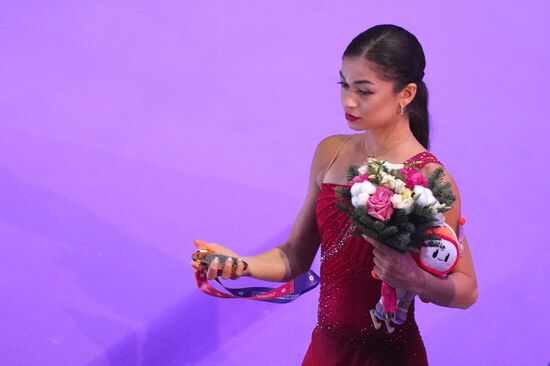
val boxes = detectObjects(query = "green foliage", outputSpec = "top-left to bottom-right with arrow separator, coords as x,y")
334,160 -> 458,254
346,165 -> 360,181
335,197 -> 449,253
427,167 -> 456,207
335,186 -> 350,200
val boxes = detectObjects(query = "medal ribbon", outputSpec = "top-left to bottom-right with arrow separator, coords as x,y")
194,269 -> 320,304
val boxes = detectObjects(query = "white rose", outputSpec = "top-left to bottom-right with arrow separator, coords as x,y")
391,193 -> 414,213
413,186 -> 437,207
351,196 -> 360,208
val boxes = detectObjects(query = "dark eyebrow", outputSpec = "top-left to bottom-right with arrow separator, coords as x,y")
339,70 -> 374,85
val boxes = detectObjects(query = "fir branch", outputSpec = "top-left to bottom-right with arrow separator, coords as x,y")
347,165 -> 360,181
335,186 -> 350,200
427,167 -> 445,188
427,167 -> 456,207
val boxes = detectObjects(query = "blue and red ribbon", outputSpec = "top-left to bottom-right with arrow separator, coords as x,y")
195,269 -> 320,304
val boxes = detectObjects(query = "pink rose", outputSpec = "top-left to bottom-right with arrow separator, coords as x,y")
401,168 -> 429,188
347,173 -> 370,187
367,186 -> 394,221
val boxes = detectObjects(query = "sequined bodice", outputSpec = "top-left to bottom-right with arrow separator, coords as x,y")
313,151 -> 442,341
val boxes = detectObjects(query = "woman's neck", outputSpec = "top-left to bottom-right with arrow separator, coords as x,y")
362,118 -> 417,158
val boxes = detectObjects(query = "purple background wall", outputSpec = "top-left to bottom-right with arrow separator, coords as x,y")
1,1 -> 549,365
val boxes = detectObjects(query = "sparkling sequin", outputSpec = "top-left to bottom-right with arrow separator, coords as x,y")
403,151 -> 443,169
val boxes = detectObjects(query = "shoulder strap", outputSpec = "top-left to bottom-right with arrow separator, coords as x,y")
403,151 -> 443,170
322,135 -> 355,182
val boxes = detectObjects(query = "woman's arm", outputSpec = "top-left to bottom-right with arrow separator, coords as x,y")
415,164 -> 478,309
194,135 -> 346,282
415,235 -> 478,309
370,164 -> 478,309
241,135 -> 346,282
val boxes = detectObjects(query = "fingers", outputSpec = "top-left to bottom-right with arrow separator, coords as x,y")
372,247 -> 388,259
220,257 -> 235,280
190,259 -> 209,273
193,239 -> 209,250
231,258 -> 245,280
362,235 -> 387,252
373,256 -> 384,274
373,264 -> 383,280
193,239 -> 228,256
362,234 -> 379,246
190,259 -> 201,270
221,257 -> 247,280
191,238 -> 244,280
206,257 -> 220,280
364,235 -> 397,257
196,255 -> 245,281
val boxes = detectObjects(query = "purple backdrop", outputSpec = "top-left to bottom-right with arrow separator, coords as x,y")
1,1 -> 549,365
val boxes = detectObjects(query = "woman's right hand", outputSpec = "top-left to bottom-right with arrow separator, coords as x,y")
191,239 -> 248,281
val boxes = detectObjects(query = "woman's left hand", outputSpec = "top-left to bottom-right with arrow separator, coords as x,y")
364,235 -> 424,293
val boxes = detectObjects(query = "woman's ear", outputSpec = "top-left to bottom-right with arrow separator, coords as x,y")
399,83 -> 418,106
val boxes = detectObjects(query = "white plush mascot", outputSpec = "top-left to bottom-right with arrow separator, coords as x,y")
370,221 -> 464,333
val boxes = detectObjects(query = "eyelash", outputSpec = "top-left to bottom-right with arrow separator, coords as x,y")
337,81 -> 373,95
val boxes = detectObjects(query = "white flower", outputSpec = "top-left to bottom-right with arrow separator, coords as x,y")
360,181 -> 376,195
358,192 -> 370,206
413,186 -> 437,207
429,202 -> 447,214
393,179 -> 406,194
350,182 -> 362,196
379,170 -> 392,179
350,181 -> 376,198
350,181 -> 375,207
379,171 -> 395,185
351,192 -> 370,207
379,172 -> 405,193
367,157 -> 382,165
383,161 -> 405,171
391,193 -> 414,213
357,164 -> 369,175
437,202 -> 448,211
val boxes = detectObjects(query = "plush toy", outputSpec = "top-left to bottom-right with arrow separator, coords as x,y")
415,221 -> 463,276
370,220 -> 465,333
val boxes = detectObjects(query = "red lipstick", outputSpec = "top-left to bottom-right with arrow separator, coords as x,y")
345,113 -> 361,122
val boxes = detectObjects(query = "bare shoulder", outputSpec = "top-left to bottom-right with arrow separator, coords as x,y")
310,134 -> 355,187
316,134 -> 353,155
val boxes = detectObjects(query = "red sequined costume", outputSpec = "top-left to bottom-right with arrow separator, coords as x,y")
302,137 -> 442,366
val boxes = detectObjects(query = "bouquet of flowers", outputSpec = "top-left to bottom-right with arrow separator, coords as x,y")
335,158 -> 458,332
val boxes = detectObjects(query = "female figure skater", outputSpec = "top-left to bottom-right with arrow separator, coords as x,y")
191,24 -> 478,365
